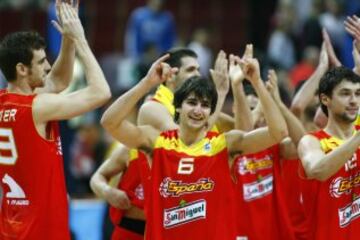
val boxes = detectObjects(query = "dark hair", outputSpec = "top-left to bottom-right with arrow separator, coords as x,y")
164,48 -> 197,68
0,31 -> 46,82
173,76 -> 217,123
318,66 -> 360,116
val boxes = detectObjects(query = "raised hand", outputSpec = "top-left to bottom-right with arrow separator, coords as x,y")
266,69 -> 281,103
229,44 -> 253,86
240,57 -> 261,84
345,15 -> 360,54
229,54 -> 244,85
52,2 -> 85,41
322,28 -> 341,67
318,42 -> 329,70
210,50 -> 230,96
144,54 -> 178,87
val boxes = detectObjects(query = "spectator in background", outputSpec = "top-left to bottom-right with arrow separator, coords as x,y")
319,0 -> 346,58
188,28 -> 213,77
289,46 -> 320,88
124,0 -> 176,62
267,3 -> 296,70
70,123 -> 107,197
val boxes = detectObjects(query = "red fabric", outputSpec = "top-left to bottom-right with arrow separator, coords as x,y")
281,160 -> 307,240
233,145 -> 296,240
299,129 -> 360,240
145,130 -> 237,240
0,90 -> 70,240
111,226 -> 143,240
289,62 -> 315,87
109,151 -> 149,226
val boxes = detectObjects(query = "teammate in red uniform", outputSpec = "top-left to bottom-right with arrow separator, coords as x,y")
298,66 -> 360,239
101,54 -> 288,239
91,146 -> 148,240
0,2 -> 111,239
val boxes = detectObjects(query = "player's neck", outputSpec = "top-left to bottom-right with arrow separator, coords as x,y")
7,79 -> 34,95
324,117 -> 355,140
178,125 -> 206,146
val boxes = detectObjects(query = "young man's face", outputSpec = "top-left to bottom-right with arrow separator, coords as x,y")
178,93 -> 211,130
324,80 -> 360,123
175,57 -> 200,87
27,49 -> 51,89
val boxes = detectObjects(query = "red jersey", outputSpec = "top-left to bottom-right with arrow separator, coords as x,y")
145,130 -> 237,240
300,129 -> 360,240
109,149 -> 149,225
0,90 -> 70,239
281,159 -> 307,240
233,145 -> 296,240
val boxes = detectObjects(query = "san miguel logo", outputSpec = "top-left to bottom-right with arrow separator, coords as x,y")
159,177 -> 215,198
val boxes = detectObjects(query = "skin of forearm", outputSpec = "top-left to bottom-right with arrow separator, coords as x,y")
291,66 -> 327,115
101,80 -> 151,131
278,100 -> 306,145
308,133 -> 360,181
90,173 -> 111,199
232,82 -> 253,131
252,79 -> 288,140
208,92 -> 227,130
75,39 -> 110,98
48,37 -> 75,90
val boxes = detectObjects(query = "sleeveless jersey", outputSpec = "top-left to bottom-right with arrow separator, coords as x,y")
145,130 -> 237,240
0,90 -> 70,240
233,145 -> 296,240
300,129 -> 360,240
109,149 -> 149,225
281,159 -> 307,240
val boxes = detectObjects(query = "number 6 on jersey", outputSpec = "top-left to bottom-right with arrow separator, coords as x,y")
177,158 -> 194,175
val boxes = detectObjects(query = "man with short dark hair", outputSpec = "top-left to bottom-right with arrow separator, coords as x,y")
0,1 -> 111,239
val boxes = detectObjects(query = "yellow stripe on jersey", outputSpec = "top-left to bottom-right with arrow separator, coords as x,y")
154,132 -> 227,156
129,148 -> 139,162
319,137 -> 342,153
319,130 -> 358,153
355,114 -> 360,126
153,84 -> 175,116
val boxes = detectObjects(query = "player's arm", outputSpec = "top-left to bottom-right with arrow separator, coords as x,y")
207,50 -> 231,131
229,45 -> 254,131
241,57 -> 288,142
299,132 -> 360,181
267,69 -> 306,159
90,144 -> 131,209
35,0 -> 78,94
101,55 -> 175,148
344,15 -> 360,75
33,3 -> 111,123
290,41 -> 328,118
137,100 -> 178,131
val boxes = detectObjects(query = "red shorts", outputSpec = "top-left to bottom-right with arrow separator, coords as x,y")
111,226 -> 143,240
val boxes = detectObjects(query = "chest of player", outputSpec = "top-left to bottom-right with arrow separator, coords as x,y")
233,147 -> 281,202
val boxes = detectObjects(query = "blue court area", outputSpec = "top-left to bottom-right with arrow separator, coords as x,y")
70,199 -> 107,240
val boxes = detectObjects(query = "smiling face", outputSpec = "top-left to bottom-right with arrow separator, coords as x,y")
27,49 -> 51,89
177,93 -> 211,130
321,80 -> 360,123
